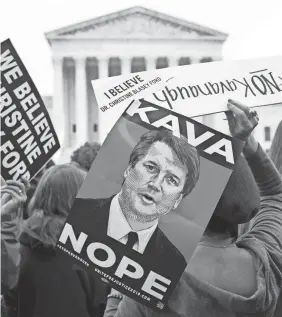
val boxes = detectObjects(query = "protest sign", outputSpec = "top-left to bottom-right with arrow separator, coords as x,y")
57,99 -> 244,311
0,39 -> 60,181
92,56 -> 282,142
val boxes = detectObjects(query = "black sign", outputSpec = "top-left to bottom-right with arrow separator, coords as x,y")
1,39 -> 60,181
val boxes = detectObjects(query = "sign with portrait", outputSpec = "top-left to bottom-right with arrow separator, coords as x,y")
57,99 -> 244,311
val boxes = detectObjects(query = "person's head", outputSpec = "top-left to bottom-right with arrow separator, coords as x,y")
70,142 -> 101,171
119,129 -> 200,223
269,120 -> 282,176
206,154 -> 261,236
22,164 -> 86,246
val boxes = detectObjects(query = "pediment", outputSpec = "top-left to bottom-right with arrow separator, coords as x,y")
46,7 -> 228,41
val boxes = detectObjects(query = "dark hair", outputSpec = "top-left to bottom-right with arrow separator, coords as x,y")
269,120 -> 282,176
23,159 -> 56,220
21,164 -> 86,246
71,142 -> 101,171
128,129 -> 200,197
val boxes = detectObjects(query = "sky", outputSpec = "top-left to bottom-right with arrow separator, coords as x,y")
1,0 -> 282,96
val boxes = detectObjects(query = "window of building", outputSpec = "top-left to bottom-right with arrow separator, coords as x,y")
72,124 -> 76,133
93,124 -> 98,132
179,57 -> 191,66
108,57 -> 121,77
200,57 -> 213,63
131,57 -> 146,73
264,126 -> 271,141
156,57 -> 169,69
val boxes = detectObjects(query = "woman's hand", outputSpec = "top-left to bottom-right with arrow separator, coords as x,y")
108,288 -> 123,299
226,99 -> 259,157
1,177 -> 29,217
226,99 -> 259,140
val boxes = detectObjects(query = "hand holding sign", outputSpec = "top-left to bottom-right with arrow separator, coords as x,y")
225,99 -> 259,158
226,99 -> 259,141
1,177 -> 29,219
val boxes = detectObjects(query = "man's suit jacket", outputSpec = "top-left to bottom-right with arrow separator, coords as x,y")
65,196 -> 187,309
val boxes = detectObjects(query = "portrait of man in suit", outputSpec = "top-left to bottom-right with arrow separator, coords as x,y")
66,129 -> 201,304
107,128 -> 200,257
77,129 -> 200,262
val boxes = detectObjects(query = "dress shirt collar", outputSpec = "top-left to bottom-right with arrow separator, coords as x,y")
107,194 -> 158,254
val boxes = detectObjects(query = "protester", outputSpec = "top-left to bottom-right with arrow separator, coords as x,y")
10,164 -> 105,317
103,99 -> 282,317
70,141 -> 101,171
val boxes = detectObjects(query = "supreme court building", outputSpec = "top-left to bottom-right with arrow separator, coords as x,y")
45,6 -> 281,162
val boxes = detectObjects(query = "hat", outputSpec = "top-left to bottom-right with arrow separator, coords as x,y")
214,155 -> 260,224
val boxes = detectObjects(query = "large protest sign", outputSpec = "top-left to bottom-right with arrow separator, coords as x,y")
92,56 -> 282,142
0,39 -> 60,181
56,99 -> 244,311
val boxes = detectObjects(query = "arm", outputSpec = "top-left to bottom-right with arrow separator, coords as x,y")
104,289 -> 152,317
226,101 -> 282,313
239,137 -> 282,237
245,139 -> 282,197
104,296 -> 122,317
238,134 -> 282,235
111,296 -> 149,317
242,141 -> 282,248
236,140 -> 282,314
1,217 -> 21,293
1,178 -> 28,294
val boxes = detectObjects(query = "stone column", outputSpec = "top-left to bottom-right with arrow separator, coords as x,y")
53,56 -> 65,149
146,57 -> 156,70
169,57 -> 179,67
98,57 -> 108,78
121,57 -> 132,74
75,56 -> 88,147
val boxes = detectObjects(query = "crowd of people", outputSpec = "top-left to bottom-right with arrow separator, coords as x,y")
1,102 -> 282,317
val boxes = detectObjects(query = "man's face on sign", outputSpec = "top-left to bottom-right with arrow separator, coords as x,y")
120,141 -> 187,223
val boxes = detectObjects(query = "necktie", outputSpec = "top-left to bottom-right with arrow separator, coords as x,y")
126,231 -> 138,249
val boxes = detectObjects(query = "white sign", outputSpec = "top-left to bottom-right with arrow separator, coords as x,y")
92,56 -> 282,142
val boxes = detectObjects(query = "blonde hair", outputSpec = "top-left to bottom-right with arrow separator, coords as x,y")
21,164 -> 86,247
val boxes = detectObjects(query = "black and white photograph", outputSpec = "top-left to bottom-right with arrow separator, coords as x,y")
1,1 -> 282,317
